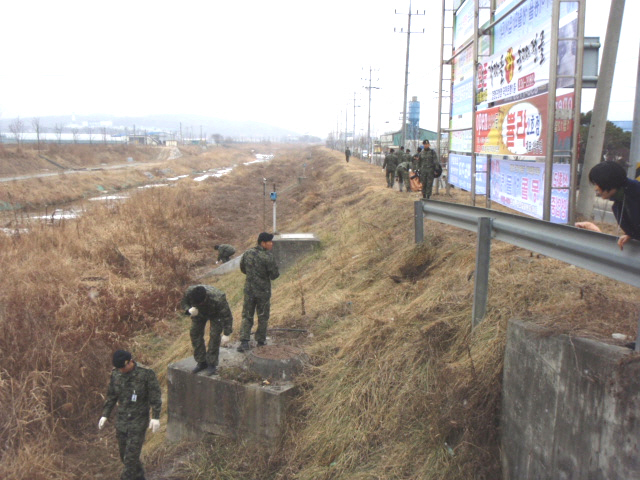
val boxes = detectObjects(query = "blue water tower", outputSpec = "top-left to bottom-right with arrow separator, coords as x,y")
408,96 -> 420,140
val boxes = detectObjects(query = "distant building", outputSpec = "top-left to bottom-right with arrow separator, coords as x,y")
379,127 -> 438,152
128,135 -> 161,146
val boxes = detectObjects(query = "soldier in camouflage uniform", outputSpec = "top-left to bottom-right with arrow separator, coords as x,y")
237,232 -> 280,352
395,152 -> 413,193
382,148 -> 398,188
99,350 -> 161,480
214,244 -> 236,263
181,285 -> 234,375
418,140 -> 439,199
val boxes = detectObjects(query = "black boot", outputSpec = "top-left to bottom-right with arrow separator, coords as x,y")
206,364 -> 217,375
237,340 -> 250,352
192,362 -> 207,374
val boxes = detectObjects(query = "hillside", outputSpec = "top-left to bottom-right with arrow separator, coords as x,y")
0,145 -> 637,479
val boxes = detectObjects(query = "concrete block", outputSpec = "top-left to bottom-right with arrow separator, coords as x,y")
501,319 -> 640,480
246,345 -> 308,381
272,233 -> 320,272
167,356 -> 296,445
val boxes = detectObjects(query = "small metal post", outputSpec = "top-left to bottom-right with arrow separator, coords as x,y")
414,200 -> 424,243
472,217 -> 492,328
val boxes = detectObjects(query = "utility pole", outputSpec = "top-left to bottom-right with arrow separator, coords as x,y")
345,108 -> 348,150
395,2 -> 425,149
577,0 -> 626,219
363,66 -> 380,163
353,92 -> 360,152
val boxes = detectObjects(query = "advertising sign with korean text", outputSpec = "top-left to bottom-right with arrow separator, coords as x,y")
493,0 -> 552,54
478,25 -> 550,105
490,159 -> 570,223
475,93 -> 548,157
453,0 -> 474,51
448,154 -> 487,195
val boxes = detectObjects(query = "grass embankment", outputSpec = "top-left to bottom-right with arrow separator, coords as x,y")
0,143 -> 254,212
149,150 -> 637,479
0,144 -> 637,479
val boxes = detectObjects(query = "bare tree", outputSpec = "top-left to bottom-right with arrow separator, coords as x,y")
86,125 -> 93,145
32,117 -> 41,151
71,128 -> 79,144
9,117 -> 24,150
54,123 -> 63,144
102,126 -> 107,144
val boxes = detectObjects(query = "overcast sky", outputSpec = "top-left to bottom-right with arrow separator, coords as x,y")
0,0 -> 637,137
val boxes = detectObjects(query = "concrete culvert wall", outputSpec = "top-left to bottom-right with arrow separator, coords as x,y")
501,319 -> 640,479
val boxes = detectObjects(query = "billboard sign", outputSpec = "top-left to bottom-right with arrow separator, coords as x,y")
490,159 -> 570,223
478,27 -> 550,105
453,0 -> 474,51
448,154 -> 487,194
475,93 -> 548,157
493,0 -> 553,54
449,129 -> 473,153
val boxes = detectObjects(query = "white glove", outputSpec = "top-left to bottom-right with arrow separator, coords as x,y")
98,417 -> 107,430
221,335 -> 230,346
215,261 -> 220,264
149,419 -> 160,433
188,307 -> 199,316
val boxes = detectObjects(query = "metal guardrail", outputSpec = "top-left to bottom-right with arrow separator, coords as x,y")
414,200 -> 640,340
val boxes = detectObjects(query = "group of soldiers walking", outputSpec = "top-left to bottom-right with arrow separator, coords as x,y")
382,140 -> 440,199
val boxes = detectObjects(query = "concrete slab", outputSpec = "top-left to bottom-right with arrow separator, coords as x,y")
167,356 -> 296,445
272,233 -> 320,272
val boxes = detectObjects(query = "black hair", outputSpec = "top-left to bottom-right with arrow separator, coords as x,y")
214,245 -> 220,250
191,285 -> 207,304
588,161 -> 627,191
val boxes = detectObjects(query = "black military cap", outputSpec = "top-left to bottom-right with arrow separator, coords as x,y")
257,232 -> 274,244
112,350 -> 132,368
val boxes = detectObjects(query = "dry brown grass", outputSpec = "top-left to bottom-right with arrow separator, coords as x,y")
1,143 -> 637,479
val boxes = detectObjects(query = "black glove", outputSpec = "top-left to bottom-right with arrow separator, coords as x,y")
184,309 -> 190,316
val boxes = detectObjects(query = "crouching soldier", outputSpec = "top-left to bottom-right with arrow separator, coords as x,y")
181,285 -> 233,375
214,244 -> 236,263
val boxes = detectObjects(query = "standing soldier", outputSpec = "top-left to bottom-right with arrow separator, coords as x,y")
418,140 -> 439,199
214,244 -> 236,264
181,284 -> 233,375
237,232 -> 280,352
382,148 -> 398,188
98,350 -> 161,480
345,147 -> 351,163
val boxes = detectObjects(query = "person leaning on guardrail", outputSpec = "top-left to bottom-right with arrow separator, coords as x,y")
575,161 -> 640,250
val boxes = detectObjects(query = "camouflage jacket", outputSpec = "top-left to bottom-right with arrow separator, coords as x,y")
181,285 -> 233,335
240,245 -> 280,298
382,152 -> 397,171
418,147 -> 438,174
101,363 -> 161,432
217,244 -> 236,260
396,161 -> 412,174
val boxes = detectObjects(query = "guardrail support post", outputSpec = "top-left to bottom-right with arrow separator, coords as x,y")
472,217 -> 492,328
414,200 -> 424,244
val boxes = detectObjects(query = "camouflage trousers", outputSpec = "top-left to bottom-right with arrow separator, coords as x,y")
385,169 -> 395,188
421,171 -> 435,199
240,293 -> 271,344
190,317 -> 223,367
116,428 -> 146,480
396,170 -> 410,191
